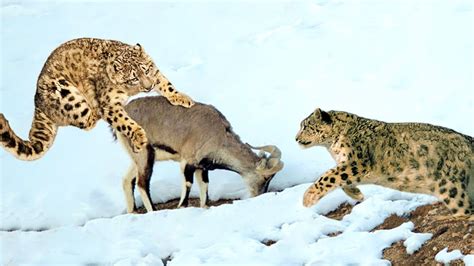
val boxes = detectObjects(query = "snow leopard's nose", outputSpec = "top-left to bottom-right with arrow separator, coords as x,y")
141,78 -> 154,91
296,138 -> 311,146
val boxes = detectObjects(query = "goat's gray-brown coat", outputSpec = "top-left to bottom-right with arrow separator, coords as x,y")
116,96 -> 283,213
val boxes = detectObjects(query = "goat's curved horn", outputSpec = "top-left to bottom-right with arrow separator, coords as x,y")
246,144 -> 282,160
248,143 -> 284,174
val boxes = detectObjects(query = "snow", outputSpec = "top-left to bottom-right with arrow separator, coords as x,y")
1,184 -> 437,265
434,249 -> 474,266
404,232 -> 432,255
435,248 -> 465,264
1,0 -> 473,264
465,255 -> 474,266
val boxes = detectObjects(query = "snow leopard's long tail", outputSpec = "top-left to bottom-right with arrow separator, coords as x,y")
0,109 -> 57,161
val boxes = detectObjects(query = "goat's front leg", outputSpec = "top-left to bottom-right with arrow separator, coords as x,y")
122,164 -> 138,213
99,89 -> 147,152
195,169 -> 210,208
303,164 -> 363,207
178,162 -> 195,208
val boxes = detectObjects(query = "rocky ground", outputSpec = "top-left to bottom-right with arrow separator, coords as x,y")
141,198 -> 473,265
326,202 -> 473,265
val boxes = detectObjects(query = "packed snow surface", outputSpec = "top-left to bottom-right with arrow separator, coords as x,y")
1,0 -> 472,264
2,185 -> 439,264
435,247 -> 473,265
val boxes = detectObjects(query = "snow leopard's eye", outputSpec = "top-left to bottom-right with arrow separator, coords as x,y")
127,77 -> 139,85
139,64 -> 152,75
127,72 -> 139,85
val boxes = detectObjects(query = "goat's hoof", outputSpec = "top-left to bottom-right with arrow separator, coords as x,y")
177,203 -> 188,209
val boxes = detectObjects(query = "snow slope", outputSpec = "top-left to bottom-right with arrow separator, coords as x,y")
1,0 -> 473,264
2,185 -> 439,265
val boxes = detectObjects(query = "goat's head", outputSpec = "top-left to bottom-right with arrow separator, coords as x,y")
244,144 -> 284,196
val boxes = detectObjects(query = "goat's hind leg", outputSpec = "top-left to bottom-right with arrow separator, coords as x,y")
195,169 -> 210,208
177,162 -> 195,208
135,144 -> 155,213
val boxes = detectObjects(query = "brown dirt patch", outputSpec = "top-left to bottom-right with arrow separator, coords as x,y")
319,202 -> 472,264
135,198 -> 235,213
381,202 -> 473,265
326,203 -> 354,220
325,203 -> 355,237
262,239 -> 278,246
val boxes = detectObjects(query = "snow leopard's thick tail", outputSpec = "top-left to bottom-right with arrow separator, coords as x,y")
0,109 -> 57,161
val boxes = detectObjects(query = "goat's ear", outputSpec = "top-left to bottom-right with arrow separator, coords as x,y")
256,159 -> 267,171
267,158 -> 284,172
257,158 -> 284,175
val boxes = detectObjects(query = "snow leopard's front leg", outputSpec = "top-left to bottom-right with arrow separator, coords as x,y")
153,71 -> 194,108
303,163 -> 364,207
99,88 -> 147,153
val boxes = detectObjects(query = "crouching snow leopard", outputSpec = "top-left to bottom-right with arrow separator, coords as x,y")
296,108 -> 474,218
0,38 -> 194,161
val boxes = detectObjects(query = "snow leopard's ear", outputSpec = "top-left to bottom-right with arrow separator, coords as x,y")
134,43 -> 142,52
313,108 -> 332,124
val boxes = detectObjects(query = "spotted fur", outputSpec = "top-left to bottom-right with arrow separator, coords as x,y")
296,108 -> 474,218
0,38 -> 194,160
